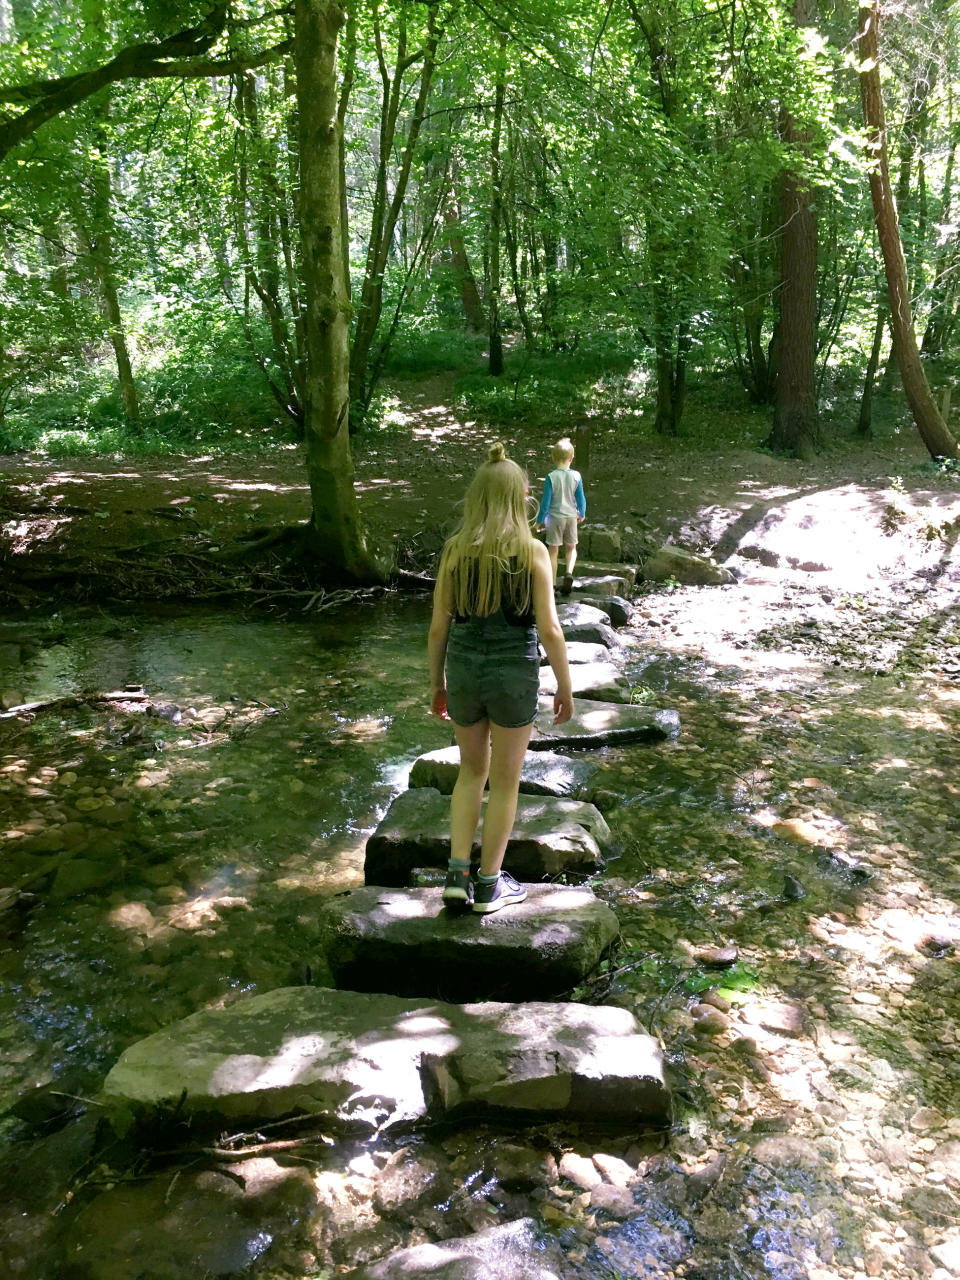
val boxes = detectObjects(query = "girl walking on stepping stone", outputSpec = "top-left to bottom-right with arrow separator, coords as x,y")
429,442 -> 574,913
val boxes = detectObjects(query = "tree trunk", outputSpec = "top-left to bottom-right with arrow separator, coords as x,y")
487,32 -> 507,377
444,189 -> 485,331
295,0 -> 384,581
858,0 -> 959,458
858,294 -> 886,436
768,0 -> 819,459
81,115 -> 140,427
348,3 -> 441,425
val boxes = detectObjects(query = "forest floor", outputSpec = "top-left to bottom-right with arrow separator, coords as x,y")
2,375 -> 960,1277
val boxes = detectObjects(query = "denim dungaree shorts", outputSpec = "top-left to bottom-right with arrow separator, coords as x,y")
445,609 -> 540,729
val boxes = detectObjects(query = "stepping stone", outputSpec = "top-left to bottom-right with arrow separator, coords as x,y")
577,561 -> 638,587
558,602 -> 612,629
539,659 -> 629,703
409,746 -> 597,800
557,602 -> 622,648
364,788 -> 610,886
530,696 -> 680,749
578,595 -> 631,627
347,1218 -> 564,1279
101,987 -> 669,1133
546,640 -> 611,665
570,573 -> 631,597
317,884 -> 619,1002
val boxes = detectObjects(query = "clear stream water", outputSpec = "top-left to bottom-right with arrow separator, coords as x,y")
1,598 -> 958,1278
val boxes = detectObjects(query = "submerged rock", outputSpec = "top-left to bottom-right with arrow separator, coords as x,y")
530,696 -> 680,749
364,787 -> 610,886
101,987 -> 670,1133
317,884 -> 619,1002
346,1217 -> 564,1279
408,746 -> 598,800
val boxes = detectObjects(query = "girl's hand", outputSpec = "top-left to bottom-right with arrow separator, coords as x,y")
431,688 -> 450,720
553,691 -> 573,724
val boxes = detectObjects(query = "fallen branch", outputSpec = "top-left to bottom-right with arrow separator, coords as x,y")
0,688 -> 150,720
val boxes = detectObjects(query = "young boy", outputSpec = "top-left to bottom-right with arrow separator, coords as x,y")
536,436 -> 586,594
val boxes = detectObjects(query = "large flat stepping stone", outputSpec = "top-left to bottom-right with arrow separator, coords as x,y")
539,659 -> 630,703
101,987 -> 669,1133
576,561 -> 638,586
531,696 -> 680,749
409,746 -> 597,799
317,884 -> 619,1002
570,573 -> 632,597
546,640 -> 611,665
365,788 -> 610,886
347,1218 -> 563,1279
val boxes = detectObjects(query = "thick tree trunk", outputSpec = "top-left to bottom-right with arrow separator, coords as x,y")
487,33 -> 507,377
768,0 -> 820,459
295,0 -> 384,581
858,0 -> 959,458
768,150 -> 819,457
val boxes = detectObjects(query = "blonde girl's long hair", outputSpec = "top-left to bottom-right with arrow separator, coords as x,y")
439,442 -> 536,617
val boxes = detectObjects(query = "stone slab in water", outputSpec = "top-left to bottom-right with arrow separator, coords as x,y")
547,640 -> 611,665
576,561 -> 638,587
530,696 -> 680,748
365,787 -> 610,886
318,884 -> 619,1002
539,659 -> 629,703
570,573 -> 632,598
347,1218 -> 564,1280
409,746 -> 597,800
557,602 -> 612,630
578,595 -> 631,627
101,987 -> 669,1133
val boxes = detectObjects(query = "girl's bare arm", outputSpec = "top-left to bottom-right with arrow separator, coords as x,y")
531,541 -> 573,724
428,569 -> 453,716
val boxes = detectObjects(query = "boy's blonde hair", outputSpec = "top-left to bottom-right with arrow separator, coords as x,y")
552,437 -> 575,465
439,441 -> 536,617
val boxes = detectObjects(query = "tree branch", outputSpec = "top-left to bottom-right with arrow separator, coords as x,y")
0,5 -> 292,164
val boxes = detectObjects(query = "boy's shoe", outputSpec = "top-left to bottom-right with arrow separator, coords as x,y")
560,574 -> 574,595
472,871 -> 527,915
442,866 -> 473,908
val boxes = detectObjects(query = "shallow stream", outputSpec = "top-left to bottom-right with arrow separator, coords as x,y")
1,597 -> 958,1278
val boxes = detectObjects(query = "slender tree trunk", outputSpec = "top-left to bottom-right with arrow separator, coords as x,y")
348,3 -> 441,424
858,0 -> 959,458
82,122 -> 140,427
487,32 -> 507,377
295,0 -> 384,580
444,188 -> 484,331
858,293 -> 886,436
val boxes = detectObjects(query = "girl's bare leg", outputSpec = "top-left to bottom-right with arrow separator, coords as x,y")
548,544 -> 560,584
479,721 -> 534,876
450,720 -> 491,861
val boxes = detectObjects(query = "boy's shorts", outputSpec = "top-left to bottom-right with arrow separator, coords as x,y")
545,516 -> 578,547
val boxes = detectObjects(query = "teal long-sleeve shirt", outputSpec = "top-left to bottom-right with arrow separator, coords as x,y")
537,470 -> 586,525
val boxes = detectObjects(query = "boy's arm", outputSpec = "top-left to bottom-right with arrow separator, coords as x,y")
575,476 -> 586,519
536,475 -> 553,526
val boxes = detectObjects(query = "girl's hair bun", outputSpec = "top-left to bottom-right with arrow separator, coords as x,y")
487,441 -> 507,464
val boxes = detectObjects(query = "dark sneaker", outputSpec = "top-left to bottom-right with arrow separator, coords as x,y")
442,866 -> 473,908
561,574 -> 574,595
472,871 -> 527,915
